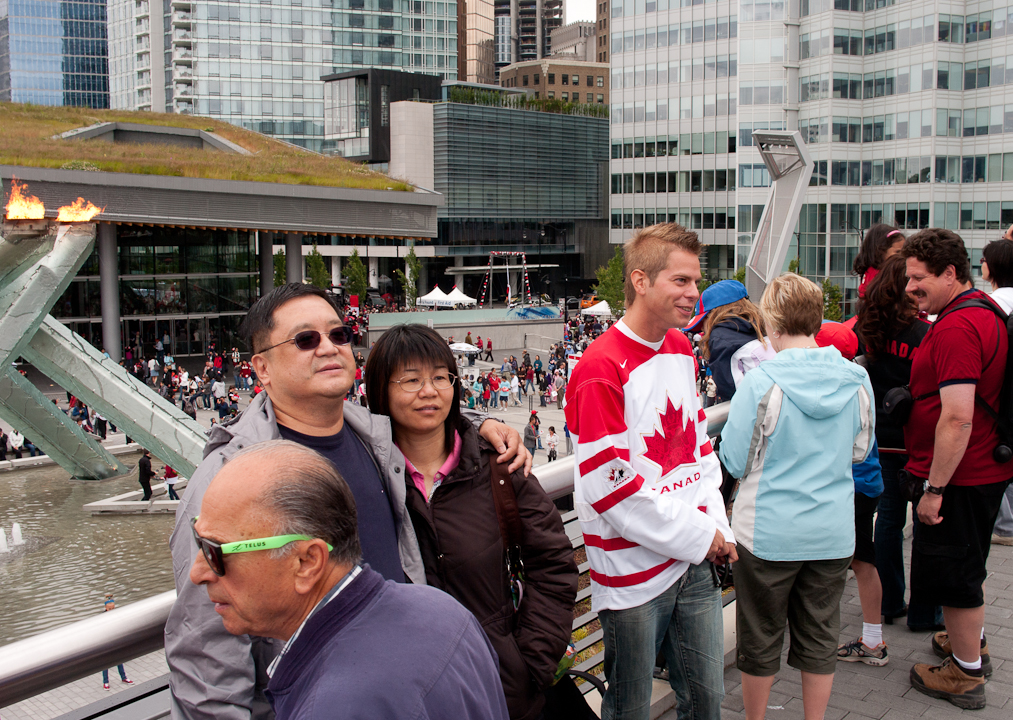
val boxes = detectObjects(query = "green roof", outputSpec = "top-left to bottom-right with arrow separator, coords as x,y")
0,103 -> 411,192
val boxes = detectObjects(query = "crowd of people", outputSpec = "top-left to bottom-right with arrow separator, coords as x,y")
9,219 -> 1013,719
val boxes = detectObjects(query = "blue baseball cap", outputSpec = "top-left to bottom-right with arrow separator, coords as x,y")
685,280 -> 749,331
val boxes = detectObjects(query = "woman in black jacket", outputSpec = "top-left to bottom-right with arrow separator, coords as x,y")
365,325 -> 578,720
854,254 -> 940,631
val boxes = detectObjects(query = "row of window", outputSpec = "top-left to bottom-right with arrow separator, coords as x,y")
817,157 -> 931,186
509,73 -> 605,88
938,9 -> 1013,44
801,0 -> 898,16
740,80 -> 786,106
610,16 -> 738,55
611,170 -> 738,195
936,106 -> 1013,138
529,92 -> 606,103
740,38 -> 785,65
739,164 -> 771,188
611,132 -> 737,159
610,208 -> 737,231
739,121 -> 787,147
610,56 -> 737,88
799,58 -> 1013,101
610,94 -> 737,123
802,64 -> 932,101
934,154 -> 1013,184
804,16 -> 934,59
936,202 -> 1013,231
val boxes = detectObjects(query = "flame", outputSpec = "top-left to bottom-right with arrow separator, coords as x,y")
57,197 -> 104,222
5,178 -> 45,220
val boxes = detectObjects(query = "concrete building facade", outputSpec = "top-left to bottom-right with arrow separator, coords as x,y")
499,57 -> 609,104
609,0 -> 1013,315
550,20 -> 595,62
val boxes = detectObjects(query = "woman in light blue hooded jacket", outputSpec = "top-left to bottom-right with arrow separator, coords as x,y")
718,273 -> 875,720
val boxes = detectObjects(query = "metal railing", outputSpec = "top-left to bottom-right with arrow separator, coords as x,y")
0,401 -> 730,708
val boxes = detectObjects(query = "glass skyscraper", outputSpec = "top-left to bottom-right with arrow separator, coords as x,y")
107,0 -> 457,151
0,0 -> 109,107
609,0 -> 1013,316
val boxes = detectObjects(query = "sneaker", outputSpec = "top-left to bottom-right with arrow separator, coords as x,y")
910,658 -> 986,709
103,683 -> 110,690
992,533 -> 1013,546
837,637 -> 889,666
122,678 -> 133,684
931,631 -> 992,677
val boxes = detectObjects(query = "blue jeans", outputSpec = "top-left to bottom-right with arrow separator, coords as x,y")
598,562 -> 724,720
994,483 -> 1013,537
490,393 -> 498,408
874,452 -> 942,627
102,665 -> 126,684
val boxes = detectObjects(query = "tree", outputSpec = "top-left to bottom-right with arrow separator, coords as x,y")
733,266 -> 746,284
393,247 -> 422,309
343,249 -> 368,301
306,243 -> 330,289
273,249 -> 286,287
822,278 -> 843,321
788,257 -> 800,274
593,246 -> 626,318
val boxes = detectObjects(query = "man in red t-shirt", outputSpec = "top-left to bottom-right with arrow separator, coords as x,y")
902,229 -> 1011,709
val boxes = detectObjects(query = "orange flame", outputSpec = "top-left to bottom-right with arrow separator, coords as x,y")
57,197 -> 104,222
5,178 -> 46,220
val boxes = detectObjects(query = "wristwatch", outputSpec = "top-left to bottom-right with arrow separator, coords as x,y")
923,480 -> 945,496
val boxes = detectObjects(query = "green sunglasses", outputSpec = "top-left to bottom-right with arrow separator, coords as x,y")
191,516 -> 333,577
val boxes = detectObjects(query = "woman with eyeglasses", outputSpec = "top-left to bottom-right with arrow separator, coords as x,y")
364,325 -> 578,720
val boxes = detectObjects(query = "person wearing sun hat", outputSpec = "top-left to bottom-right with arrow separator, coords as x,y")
686,280 -> 775,403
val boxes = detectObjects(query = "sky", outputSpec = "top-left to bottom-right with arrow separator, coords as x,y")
568,0 -> 597,24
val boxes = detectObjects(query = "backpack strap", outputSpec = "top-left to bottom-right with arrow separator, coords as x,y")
489,459 -> 526,612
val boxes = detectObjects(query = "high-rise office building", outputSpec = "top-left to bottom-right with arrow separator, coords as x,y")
493,0 -> 564,77
107,0 -> 458,151
458,0 -> 495,83
609,1 -> 1013,315
0,0 -> 109,107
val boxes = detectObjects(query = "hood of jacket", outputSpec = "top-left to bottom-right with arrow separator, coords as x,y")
753,346 -> 869,420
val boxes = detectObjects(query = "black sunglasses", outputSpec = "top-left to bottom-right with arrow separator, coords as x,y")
258,326 -> 353,354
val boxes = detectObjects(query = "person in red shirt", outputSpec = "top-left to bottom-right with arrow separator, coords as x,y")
902,229 -> 1011,709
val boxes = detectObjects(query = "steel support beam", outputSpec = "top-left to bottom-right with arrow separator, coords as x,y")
23,316 -> 206,477
0,366 -> 129,480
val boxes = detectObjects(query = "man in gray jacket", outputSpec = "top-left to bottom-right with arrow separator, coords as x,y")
166,284 -> 530,720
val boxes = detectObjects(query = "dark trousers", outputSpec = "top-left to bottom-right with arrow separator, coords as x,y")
167,484 -> 180,501
484,349 -> 493,361
874,452 -> 942,627
139,478 -> 152,501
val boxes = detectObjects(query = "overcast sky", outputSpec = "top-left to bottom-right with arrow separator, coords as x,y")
568,0 -> 596,23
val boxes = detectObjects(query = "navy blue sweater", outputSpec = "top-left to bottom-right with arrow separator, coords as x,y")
266,566 -> 509,720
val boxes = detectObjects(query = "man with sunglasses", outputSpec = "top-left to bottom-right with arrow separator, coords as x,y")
166,283 -> 530,720
189,440 -> 508,720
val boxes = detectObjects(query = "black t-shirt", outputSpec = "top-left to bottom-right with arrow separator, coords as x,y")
138,455 -> 153,482
278,424 -> 404,582
861,318 -> 931,450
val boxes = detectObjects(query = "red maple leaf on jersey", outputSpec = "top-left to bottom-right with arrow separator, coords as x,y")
641,398 -> 697,477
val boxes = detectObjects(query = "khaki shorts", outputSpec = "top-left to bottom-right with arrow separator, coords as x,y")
734,546 -> 851,676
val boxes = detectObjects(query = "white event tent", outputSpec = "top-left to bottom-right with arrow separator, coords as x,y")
445,286 -> 477,306
581,300 -> 613,317
417,286 -> 454,308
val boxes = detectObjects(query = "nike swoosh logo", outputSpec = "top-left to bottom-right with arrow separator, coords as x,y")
620,359 -> 628,368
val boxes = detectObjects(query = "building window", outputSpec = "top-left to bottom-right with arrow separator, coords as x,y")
562,92 -> 568,101
561,74 -> 568,85
587,75 -> 593,86
534,74 -> 540,84
380,85 -> 389,126
597,93 -> 604,103
548,91 -> 555,98
548,74 -> 555,84
597,76 -> 604,87
572,75 -> 579,85
523,75 -> 528,86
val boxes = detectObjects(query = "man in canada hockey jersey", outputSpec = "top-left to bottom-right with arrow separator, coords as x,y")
564,224 -> 736,720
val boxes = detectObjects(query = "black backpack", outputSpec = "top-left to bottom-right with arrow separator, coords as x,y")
923,296 -> 1013,463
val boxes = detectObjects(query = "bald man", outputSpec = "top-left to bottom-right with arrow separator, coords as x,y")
189,440 -> 509,720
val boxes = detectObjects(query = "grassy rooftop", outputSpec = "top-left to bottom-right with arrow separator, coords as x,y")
0,103 -> 411,192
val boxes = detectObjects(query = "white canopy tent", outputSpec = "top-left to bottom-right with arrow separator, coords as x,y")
445,286 -> 477,306
581,300 -> 613,317
417,286 -> 454,308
